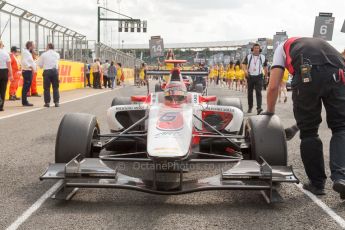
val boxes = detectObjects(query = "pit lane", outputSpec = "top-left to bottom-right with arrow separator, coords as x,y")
1,83 -> 344,230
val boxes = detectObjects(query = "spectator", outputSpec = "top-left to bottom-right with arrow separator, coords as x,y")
37,43 -> 60,107
342,49 -> 345,59
28,50 -> 41,97
92,58 -> 101,89
108,61 -> 117,89
0,40 -> 13,111
116,63 -> 124,87
102,60 -> 110,88
21,41 -> 36,106
85,61 -> 91,87
9,46 -> 21,101
166,49 -> 175,60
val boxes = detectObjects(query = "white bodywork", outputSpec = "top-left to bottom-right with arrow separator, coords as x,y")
147,104 -> 193,158
106,92 -> 244,159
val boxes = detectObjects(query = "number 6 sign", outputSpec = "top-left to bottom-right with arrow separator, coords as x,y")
313,13 -> 335,41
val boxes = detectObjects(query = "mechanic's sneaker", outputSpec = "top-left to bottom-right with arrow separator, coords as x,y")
303,182 -> 326,195
333,179 -> 345,199
257,108 -> 263,115
55,103 -> 60,107
9,95 -> 16,101
44,103 -> 50,108
247,108 -> 252,113
23,103 -> 34,107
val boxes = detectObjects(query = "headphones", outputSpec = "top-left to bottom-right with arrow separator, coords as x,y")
251,44 -> 262,53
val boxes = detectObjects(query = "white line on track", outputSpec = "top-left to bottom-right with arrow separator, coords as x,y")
4,87 -> 126,229
0,88 -> 120,120
295,183 -> 345,229
6,180 -> 63,230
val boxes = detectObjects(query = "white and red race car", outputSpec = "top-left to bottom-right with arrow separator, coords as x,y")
41,68 -> 298,203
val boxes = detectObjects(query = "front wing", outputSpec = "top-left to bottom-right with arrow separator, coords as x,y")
41,155 -> 298,203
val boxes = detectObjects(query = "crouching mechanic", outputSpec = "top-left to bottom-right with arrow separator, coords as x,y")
265,37 -> 345,198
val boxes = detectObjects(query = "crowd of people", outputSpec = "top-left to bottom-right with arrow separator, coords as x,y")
85,59 -> 124,89
0,40 -> 60,111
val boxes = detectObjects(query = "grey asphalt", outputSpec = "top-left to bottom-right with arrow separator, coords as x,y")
0,83 -> 344,230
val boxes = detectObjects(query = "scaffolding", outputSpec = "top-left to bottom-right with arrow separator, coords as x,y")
0,0 -> 141,67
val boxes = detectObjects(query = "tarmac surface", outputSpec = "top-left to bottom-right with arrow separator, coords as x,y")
1,82 -> 345,230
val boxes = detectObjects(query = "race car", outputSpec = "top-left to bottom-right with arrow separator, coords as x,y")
41,69 -> 298,203
153,60 -> 207,93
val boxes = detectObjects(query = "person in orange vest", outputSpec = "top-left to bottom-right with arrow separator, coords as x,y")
9,46 -> 21,101
27,50 -> 41,97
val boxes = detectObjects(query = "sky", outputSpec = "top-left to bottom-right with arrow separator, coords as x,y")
3,0 -> 345,51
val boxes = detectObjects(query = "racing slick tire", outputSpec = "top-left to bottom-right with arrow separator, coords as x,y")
195,83 -> 203,94
217,98 -> 243,111
245,115 -> 287,166
55,113 -> 100,163
217,97 -> 243,134
110,96 -> 145,132
155,83 -> 162,92
111,97 -> 131,107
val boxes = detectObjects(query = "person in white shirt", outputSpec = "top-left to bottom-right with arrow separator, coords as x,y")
0,40 -> 13,111
242,43 -> 268,114
102,60 -> 110,88
37,43 -> 60,107
21,41 -> 36,106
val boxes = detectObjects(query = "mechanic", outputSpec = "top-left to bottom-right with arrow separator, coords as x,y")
21,41 -> 36,106
0,40 -> 13,111
8,46 -> 21,101
266,37 -> 345,198
37,43 -> 60,108
242,44 -> 268,114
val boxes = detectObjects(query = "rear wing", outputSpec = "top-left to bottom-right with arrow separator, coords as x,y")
146,70 -> 209,76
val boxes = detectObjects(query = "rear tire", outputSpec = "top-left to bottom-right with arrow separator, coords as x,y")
55,113 -> 100,163
218,97 -> 243,134
245,115 -> 287,166
155,83 -> 162,92
217,97 -> 243,111
111,97 -> 131,107
196,84 -> 203,94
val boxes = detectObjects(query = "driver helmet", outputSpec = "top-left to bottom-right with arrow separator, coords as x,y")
164,82 -> 187,103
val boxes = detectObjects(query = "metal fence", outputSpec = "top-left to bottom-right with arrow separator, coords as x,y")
0,0 -> 141,68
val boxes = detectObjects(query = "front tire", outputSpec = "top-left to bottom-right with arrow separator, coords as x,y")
55,113 -> 100,163
245,115 -> 287,166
